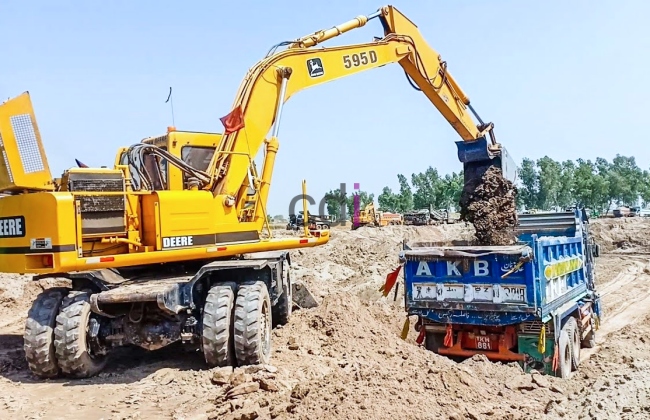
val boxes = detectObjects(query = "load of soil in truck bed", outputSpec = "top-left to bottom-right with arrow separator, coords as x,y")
459,166 -> 518,245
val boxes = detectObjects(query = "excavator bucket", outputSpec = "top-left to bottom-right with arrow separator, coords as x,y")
455,138 -> 517,186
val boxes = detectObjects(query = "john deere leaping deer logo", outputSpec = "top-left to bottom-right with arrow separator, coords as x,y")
307,58 -> 324,78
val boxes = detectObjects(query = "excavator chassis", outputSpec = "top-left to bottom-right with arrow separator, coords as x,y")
23,251 -> 313,379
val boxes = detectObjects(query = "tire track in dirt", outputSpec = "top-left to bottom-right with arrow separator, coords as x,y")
581,255 -> 650,362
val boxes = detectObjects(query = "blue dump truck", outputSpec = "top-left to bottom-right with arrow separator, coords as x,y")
397,210 -> 602,378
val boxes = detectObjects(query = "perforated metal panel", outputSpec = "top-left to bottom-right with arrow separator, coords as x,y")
0,92 -> 53,191
10,114 -> 45,174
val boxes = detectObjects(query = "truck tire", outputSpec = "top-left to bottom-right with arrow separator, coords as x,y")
272,263 -> 292,327
424,333 -> 445,353
556,330 -> 572,379
233,281 -> 272,366
564,317 -> 581,370
54,291 -> 107,378
23,288 -> 69,378
202,282 -> 236,367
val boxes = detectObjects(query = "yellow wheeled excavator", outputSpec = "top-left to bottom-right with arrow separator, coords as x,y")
0,4 -> 516,379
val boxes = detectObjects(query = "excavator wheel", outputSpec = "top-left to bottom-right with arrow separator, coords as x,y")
233,281 -> 272,366
54,291 -> 108,378
23,287 -> 70,378
202,282 -> 237,367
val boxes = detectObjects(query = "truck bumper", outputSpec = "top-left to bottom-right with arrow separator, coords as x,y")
426,323 -> 525,362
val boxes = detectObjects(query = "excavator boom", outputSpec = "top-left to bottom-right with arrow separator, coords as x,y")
206,5 -> 516,201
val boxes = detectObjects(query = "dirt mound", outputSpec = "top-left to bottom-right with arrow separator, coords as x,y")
289,224 -> 474,302
590,217 -> 650,252
212,293 -> 562,420
459,166 -> 518,245
2,219 -> 650,419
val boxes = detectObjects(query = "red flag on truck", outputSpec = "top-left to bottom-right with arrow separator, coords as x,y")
220,105 -> 245,134
379,265 -> 402,297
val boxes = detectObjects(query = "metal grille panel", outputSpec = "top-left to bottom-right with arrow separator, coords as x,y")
70,178 -> 123,192
10,114 -> 45,174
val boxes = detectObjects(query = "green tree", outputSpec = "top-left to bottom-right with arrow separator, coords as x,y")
573,159 -> 610,213
440,171 -> 463,211
518,158 -> 538,209
411,167 -> 445,209
537,156 -> 562,210
609,155 -> 643,206
557,160 -> 576,209
640,170 -> 650,207
378,186 -> 399,212
324,188 -> 347,218
396,174 -> 414,212
347,191 -> 375,216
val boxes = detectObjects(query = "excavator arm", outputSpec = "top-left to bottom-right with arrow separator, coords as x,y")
206,5 -> 516,200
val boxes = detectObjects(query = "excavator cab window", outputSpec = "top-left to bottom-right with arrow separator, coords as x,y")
181,146 -> 215,171
181,146 -> 215,188
143,154 -> 166,190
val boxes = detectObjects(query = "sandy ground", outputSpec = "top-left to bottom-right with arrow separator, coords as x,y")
1,217 -> 650,419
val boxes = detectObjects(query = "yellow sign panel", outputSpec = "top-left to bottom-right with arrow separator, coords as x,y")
543,256 -> 583,280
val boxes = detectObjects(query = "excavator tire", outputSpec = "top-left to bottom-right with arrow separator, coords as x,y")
54,291 -> 107,378
202,282 -> 237,367
233,281 -> 272,366
272,262 -> 292,327
23,287 -> 69,378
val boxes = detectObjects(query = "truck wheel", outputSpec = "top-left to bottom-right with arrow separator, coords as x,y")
424,333 -> 445,352
23,288 -> 69,378
272,262 -> 292,327
233,282 -> 272,366
563,317 -> 581,371
556,330 -> 572,379
54,291 -> 107,378
202,282 -> 236,367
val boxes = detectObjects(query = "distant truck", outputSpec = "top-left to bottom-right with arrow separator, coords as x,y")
286,211 -> 331,230
399,210 -> 601,378
403,205 -> 451,226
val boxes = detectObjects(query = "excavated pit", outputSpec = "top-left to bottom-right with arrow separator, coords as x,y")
459,166 -> 518,245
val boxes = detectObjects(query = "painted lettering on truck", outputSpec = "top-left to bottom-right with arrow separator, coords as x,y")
413,260 -> 491,277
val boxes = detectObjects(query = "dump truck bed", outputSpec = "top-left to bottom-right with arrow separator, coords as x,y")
402,211 -> 594,326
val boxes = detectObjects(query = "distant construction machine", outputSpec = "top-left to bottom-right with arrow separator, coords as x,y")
0,4 -> 514,379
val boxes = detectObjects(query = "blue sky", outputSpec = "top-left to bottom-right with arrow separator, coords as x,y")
2,0 -> 648,216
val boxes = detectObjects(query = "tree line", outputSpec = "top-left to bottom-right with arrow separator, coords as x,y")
323,155 -> 650,218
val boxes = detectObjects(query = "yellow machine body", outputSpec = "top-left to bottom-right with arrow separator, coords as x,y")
0,4 -> 511,276
0,95 -> 326,274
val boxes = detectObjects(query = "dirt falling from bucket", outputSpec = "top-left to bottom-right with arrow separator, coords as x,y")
459,166 -> 518,245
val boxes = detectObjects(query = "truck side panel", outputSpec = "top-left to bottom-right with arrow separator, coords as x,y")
535,236 -> 590,320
